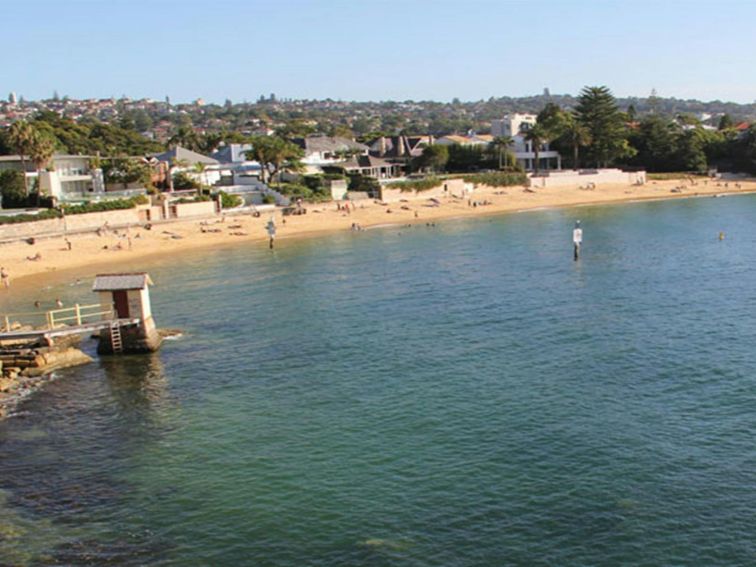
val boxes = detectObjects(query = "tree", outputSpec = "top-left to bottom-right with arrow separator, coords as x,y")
536,103 -> 570,139
559,115 -> 591,170
244,136 -> 304,185
194,162 -> 210,194
0,170 -> 26,208
718,114 -> 734,131
7,121 -> 36,195
574,86 -> 632,167
28,133 -> 56,203
630,115 -> 680,171
490,136 -> 514,169
677,128 -> 708,172
168,126 -> 200,151
415,144 -> 449,173
524,124 -> 548,174
168,158 -> 190,192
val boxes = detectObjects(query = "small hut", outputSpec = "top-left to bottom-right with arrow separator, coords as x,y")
92,273 -> 161,354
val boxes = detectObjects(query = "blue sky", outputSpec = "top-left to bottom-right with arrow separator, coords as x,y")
5,0 -> 755,103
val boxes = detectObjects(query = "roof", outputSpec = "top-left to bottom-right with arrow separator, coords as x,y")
294,136 -> 368,155
211,143 -> 254,164
93,273 -> 153,291
152,146 -> 219,166
337,155 -> 396,170
368,135 -> 433,158
0,153 -> 93,162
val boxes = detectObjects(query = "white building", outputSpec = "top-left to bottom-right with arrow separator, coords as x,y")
491,113 -> 562,171
294,136 -> 369,174
0,154 -> 107,202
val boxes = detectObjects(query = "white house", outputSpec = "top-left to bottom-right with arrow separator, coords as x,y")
293,136 -> 369,174
0,154 -> 106,202
491,113 -> 562,171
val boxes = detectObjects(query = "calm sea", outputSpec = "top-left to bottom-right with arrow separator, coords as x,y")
1,195 -> 755,566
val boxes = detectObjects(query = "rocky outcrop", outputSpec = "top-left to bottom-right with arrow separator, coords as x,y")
0,341 -> 94,418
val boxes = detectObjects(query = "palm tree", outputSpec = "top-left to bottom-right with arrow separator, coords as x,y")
562,118 -> 591,170
194,162 -> 208,194
28,134 -> 56,204
168,158 -> 189,193
7,121 -> 36,196
490,135 -> 514,169
524,124 -> 547,175
168,126 -> 200,151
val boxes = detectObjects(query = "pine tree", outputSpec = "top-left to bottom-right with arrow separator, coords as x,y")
574,86 -> 632,167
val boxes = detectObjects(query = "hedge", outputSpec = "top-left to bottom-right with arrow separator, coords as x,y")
386,177 -> 443,192
0,209 -> 62,225
0,195 -> 149,225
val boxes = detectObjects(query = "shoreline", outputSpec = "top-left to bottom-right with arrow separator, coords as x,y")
1,178 -> 755,293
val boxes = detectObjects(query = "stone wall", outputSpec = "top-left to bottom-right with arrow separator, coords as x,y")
529,169 -> 646,188
379,179 -> 466,202
0,206 -> 149,242
173,201 -> 217,218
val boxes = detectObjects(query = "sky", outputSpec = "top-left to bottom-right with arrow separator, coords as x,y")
4,0 -> 756,104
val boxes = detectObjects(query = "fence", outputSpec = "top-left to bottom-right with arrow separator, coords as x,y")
2,303 -> 113,332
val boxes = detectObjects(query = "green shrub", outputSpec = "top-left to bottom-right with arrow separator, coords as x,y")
261,194 -> 276,205
347,173 -> 380,195
0,209 -> 62,225
172,171 -> 200,190
61,196 -> 146,215
0,170 -> 27,208
217,191 -> 242,208
387,177 -> 442,192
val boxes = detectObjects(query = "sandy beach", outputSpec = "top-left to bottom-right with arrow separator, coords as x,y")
1,177 -> 755,290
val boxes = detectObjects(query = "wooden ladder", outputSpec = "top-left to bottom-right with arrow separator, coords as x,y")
110,321 -> 123,354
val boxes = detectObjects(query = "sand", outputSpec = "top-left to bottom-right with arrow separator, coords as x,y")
1,178 -> 754,291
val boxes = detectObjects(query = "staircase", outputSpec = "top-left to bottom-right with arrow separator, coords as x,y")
110,321 -> 123,354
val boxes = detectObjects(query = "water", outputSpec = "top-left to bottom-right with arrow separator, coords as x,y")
1,195 -> 756,565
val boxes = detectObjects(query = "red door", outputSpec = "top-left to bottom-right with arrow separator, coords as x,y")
113,291 -> 130,318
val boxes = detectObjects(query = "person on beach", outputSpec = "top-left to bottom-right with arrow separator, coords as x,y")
1,267 -> 9,289
55,299 -> 63,308
65,238 -> 72,250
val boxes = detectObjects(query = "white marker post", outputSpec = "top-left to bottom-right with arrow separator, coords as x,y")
266,217 -> 277,249
573,221 -> 583,261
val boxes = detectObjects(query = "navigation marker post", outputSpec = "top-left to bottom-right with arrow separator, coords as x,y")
573,220 -> 583,261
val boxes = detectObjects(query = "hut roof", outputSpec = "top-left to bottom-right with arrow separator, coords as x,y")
93,273 -> 153,291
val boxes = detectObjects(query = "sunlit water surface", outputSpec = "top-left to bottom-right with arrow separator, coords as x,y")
1,196 -> 755,565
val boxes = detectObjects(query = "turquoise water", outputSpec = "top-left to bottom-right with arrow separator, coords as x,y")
1,195 -> 756,565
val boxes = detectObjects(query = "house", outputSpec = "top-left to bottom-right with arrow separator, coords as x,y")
211,143 -> 255,165
152,146 -> 221,187
434,133 -> 494,146
0,153 -> 106,202
327,155 -> 403,180
369,135 -> 434,160
210,143 -> 264,187
152,146 -> 219,167
490,114 -> 562,171
293,136 -> 369,173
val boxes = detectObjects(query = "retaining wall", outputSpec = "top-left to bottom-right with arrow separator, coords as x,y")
0,206 -> 145,241
529,169 -> 646,188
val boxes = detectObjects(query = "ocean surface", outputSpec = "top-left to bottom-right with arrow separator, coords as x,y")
1,195 -> 755,566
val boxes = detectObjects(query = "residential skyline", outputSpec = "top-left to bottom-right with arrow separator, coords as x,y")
5,0 -> 756,104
